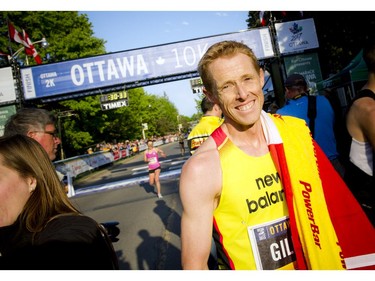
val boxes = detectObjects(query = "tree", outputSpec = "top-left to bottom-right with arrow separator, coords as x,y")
246,11 -> 375,78
52,88 -> 180,158
0,11 -> 196,158
0,11 -> 106,64
303,11 -> 375,77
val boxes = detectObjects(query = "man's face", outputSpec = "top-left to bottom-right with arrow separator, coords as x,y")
285,87 -> 297,100
28,124 -> 61,161
206,53 -> 264,129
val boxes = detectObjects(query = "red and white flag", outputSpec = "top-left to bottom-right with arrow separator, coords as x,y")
22,29 -> 42,64
8,21 -> 42,64
8,21 -> 24,45
259,11 -> 266,26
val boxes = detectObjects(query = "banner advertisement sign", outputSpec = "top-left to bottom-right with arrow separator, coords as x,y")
20,28 -> 274,101
0,104 -> 17,136
275,18 -> 319,55
284,52 -> 323,94
0,67 -> 17,104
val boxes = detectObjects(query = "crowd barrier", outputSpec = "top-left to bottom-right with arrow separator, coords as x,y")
54,139 -> 164,180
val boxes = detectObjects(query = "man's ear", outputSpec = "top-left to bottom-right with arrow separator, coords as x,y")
213,103 -> 222,114
26,131 -> 38,141
26,131 -> 34,138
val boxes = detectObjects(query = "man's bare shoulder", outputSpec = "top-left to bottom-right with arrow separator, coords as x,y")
350,96 -> 375,120
347,94 -> 375,143
180,137 -> 222,200
353,94 -> 375,108
182,137 -> 219,175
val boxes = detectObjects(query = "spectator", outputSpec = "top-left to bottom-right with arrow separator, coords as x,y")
4,108 -> 61,161
0,134 -> 119,269
178,132 -> 185,156
277,74 -> 345,178
345,38 -> 375,225
187,96 -> 223,155
3,108 -> 67,192
179,40 -> 375,270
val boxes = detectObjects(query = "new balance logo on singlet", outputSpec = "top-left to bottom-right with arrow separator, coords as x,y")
246,172 -> 285,214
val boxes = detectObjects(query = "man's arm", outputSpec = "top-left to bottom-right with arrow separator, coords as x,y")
359,99 -> 375,150
179,144 -> 221,269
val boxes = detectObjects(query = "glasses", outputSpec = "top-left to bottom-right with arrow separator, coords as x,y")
33,131 -> 59,138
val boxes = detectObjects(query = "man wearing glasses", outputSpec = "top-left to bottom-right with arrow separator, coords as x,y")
3,108 -> 65,189
4,108 -> 61,161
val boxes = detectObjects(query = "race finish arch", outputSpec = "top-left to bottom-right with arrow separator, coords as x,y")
20,28 -> 274,104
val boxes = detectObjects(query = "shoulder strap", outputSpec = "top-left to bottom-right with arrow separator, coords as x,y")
307,95 -> 317,138
354,89 -> 375,101
347,89 -> 375,112
211,127 -> 227,148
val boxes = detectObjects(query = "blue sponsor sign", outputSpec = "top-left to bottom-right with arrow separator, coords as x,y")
21,28 -> 274,100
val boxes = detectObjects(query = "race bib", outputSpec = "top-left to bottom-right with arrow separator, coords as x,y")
149,157 -> 157,164
248,216 -> 296,270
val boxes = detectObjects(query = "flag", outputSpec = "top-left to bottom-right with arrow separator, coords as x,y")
259,11 -> 266,26
22,29 -> 42,64
8,21 -> 24,45
7,21 -> 42,64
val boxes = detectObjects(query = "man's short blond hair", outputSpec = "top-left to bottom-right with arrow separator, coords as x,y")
198,41 -> 261,94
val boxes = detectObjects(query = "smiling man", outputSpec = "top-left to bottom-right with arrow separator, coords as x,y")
179,41 -> 375,270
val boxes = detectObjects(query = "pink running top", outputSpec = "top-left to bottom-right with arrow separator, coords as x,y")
145,149 -> 160,170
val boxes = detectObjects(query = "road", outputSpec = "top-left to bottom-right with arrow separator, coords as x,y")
70,141 -> 188,270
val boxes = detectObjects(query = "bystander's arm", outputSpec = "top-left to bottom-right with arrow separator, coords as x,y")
360,101 -> 375,149
349,98 -> 375,149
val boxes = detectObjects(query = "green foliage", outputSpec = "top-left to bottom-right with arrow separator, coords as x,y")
49,88 -> 181,158
303,11 -> 375,77
187,93 -> 204,124
0,11 -> 106,64
246,11 -> 263,28
0,11 -> 190,159
246,11 -> 375,78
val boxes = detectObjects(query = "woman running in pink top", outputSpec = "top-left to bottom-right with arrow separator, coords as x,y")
144,140 -> 166,198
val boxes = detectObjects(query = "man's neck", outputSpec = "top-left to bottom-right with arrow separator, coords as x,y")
292,94 -> 304,100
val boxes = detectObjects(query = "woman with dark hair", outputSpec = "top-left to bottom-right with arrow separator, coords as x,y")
0,134 -> 118,269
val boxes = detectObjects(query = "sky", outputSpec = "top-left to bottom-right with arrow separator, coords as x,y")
3,1 -> 368,117
81,11 -> 250,117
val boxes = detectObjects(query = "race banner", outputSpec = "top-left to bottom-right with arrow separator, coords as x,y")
20,28 -> 274,101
